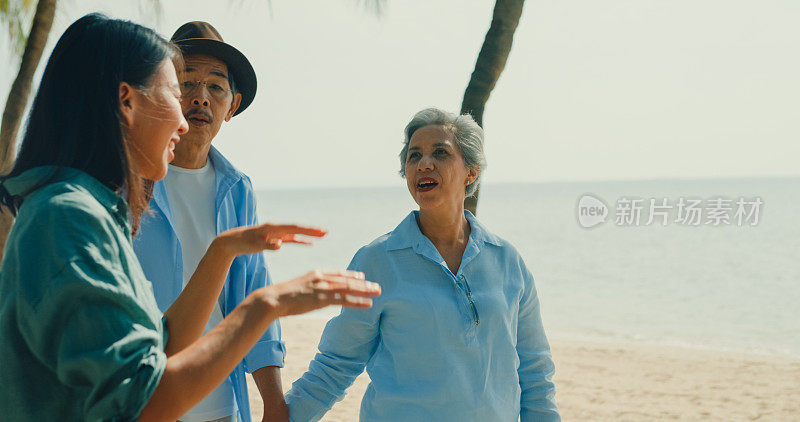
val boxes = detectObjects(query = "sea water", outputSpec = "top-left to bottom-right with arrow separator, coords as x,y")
256,178 -> 800,357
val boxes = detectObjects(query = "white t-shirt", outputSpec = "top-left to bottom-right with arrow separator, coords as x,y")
164,160 -> 238,422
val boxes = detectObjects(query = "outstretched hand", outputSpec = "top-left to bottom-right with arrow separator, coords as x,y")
263,270 -> 381,317
215,223 -> 328,256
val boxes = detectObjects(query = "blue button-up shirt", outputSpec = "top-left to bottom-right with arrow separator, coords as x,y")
285,210 -> 559,421
133,147 -> 285,422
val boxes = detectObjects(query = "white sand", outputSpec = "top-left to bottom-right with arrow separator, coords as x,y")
247,316 -> 800,421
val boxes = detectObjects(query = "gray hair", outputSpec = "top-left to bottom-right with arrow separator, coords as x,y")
398,107 -> 486,197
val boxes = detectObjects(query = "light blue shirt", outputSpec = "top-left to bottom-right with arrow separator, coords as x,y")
285,210 -> 559,421
133,147 -> 285,422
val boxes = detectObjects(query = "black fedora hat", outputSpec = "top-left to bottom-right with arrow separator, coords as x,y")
170,21 -> 256,116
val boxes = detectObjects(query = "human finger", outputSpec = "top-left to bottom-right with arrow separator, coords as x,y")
313,270 -> 365,280
279,234 -> 313,245
272,224 -> 328,238
266,239 -> 282,250
281,239 -> 313,245
337,294 -> 373,308
313,291 -> 373,308
311,273 -> 366,289
315,275 -> 380,297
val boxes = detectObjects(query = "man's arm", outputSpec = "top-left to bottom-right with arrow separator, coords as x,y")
253,366 -> 289,422
241,180 -> 289,421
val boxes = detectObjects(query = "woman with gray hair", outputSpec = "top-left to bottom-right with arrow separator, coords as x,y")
286,108 -> 560,421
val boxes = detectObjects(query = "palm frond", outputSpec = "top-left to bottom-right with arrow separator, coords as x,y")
137,0 -> 162,28
0,0 -> 36,56
356,0 -> 387,18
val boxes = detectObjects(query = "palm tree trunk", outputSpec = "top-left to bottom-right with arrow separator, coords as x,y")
0,0 -> 57,263
460,0 -> 524,215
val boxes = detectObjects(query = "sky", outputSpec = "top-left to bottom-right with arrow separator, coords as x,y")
1,0 -> 799,190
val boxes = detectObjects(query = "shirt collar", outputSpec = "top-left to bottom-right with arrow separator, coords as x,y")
149,145 -> 245,215
3,166 -> 127,214
208,145 -> 245,183
464,210 -> 503,246
3,166 -> 130,236
385,209 -> 503,252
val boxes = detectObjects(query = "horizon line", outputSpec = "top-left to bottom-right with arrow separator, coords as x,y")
252,173 -> 800,192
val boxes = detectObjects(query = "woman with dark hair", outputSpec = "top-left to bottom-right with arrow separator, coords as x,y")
0,13 -> 380,421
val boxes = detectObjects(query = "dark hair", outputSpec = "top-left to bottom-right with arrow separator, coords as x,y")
0,13 -> 178,234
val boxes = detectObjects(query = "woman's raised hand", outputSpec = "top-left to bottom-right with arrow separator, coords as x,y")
215,223 -> 328,256
262,270 -> 381,317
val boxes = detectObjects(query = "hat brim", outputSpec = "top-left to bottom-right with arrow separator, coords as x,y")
174,38 -> 256,116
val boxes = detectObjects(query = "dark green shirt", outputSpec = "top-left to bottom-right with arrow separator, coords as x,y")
0,166 -> 167,421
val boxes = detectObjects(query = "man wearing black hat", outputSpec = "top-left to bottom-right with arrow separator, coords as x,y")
133,22 -> 287,422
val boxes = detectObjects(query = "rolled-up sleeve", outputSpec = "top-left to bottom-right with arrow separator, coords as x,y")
243,256 -> 286,372
17,258 -> 167,421
517,259 -> 560,421
285,306 -> 380,422
284,250 -> 381,422
242,180 -> 286,371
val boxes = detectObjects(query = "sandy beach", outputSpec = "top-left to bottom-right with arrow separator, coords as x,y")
247,316 -> 800,421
